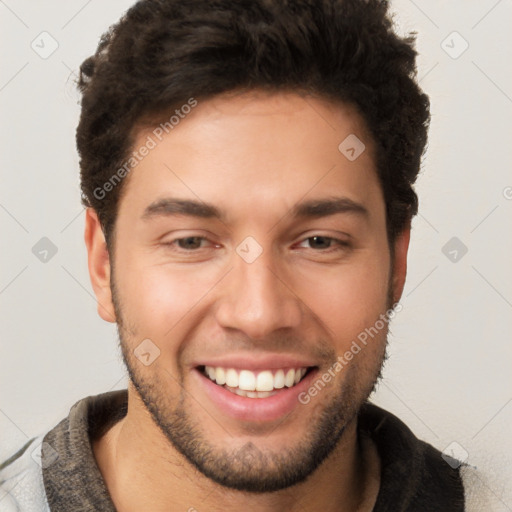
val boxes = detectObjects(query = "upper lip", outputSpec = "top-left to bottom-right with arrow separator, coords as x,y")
193,354 -> 318,371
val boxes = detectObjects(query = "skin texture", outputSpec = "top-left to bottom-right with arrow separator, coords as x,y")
86,91 -> 410,512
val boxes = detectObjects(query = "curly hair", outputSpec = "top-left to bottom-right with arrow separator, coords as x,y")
76,0 -> 430,252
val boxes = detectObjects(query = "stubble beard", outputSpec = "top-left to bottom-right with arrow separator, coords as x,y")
110,275 -> 391,493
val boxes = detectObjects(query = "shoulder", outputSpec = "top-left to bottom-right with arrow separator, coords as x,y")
359,402 -> 465,511
359,402 -> 512,511
0,436 -> 51,512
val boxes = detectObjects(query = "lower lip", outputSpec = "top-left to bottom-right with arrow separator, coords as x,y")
192,367 -> 319,423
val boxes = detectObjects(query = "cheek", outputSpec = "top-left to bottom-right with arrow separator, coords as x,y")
116,260 -> 219,340
292,254 -> 391,344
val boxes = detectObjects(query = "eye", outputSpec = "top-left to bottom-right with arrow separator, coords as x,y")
164,236 -> 213,250
297,235 -> 349,251
161,234 -> 349,255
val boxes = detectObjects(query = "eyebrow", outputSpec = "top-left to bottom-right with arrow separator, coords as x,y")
141,196 -> 369,222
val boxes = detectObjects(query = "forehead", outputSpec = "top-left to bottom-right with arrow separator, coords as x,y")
118,91 -> 383,225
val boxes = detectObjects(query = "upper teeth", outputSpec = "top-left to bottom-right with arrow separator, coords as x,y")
204,366 -> 308,391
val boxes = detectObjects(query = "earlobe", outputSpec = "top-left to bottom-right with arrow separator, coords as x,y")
84,208 -> 116,323
391,225 -> 411,305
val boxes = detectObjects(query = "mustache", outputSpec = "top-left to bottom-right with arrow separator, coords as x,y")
183,335 -> 337,366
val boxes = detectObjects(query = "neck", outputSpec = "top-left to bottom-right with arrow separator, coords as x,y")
93,386 -> 380,512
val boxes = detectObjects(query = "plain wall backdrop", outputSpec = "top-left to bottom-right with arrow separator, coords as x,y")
1,0 -> 511,508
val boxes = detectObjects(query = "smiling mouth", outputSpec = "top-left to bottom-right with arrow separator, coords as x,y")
198,365 -> 316,398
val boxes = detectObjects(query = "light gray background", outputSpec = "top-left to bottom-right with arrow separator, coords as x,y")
1,0 -> 511,508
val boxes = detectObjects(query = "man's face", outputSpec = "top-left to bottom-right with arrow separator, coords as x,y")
99,91 -> 405,492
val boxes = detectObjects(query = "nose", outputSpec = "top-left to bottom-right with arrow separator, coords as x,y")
215,250 -> 303,340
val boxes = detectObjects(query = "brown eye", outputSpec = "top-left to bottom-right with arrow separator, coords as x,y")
306,236 -> 334,250
175,236 -> 205,250
298,235 -> 349,251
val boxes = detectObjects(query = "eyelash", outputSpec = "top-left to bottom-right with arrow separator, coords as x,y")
162,235 -> 350,253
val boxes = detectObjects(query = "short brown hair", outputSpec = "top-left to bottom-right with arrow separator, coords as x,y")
76,0 -> 430,251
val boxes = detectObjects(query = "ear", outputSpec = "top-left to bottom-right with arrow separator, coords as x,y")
391,225 -> 411,305
84,208 -> 116,323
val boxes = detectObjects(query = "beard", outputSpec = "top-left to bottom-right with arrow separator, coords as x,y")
111,275 -> 391,493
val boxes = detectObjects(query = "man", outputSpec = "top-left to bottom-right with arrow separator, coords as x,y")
0,0 -> 472,510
